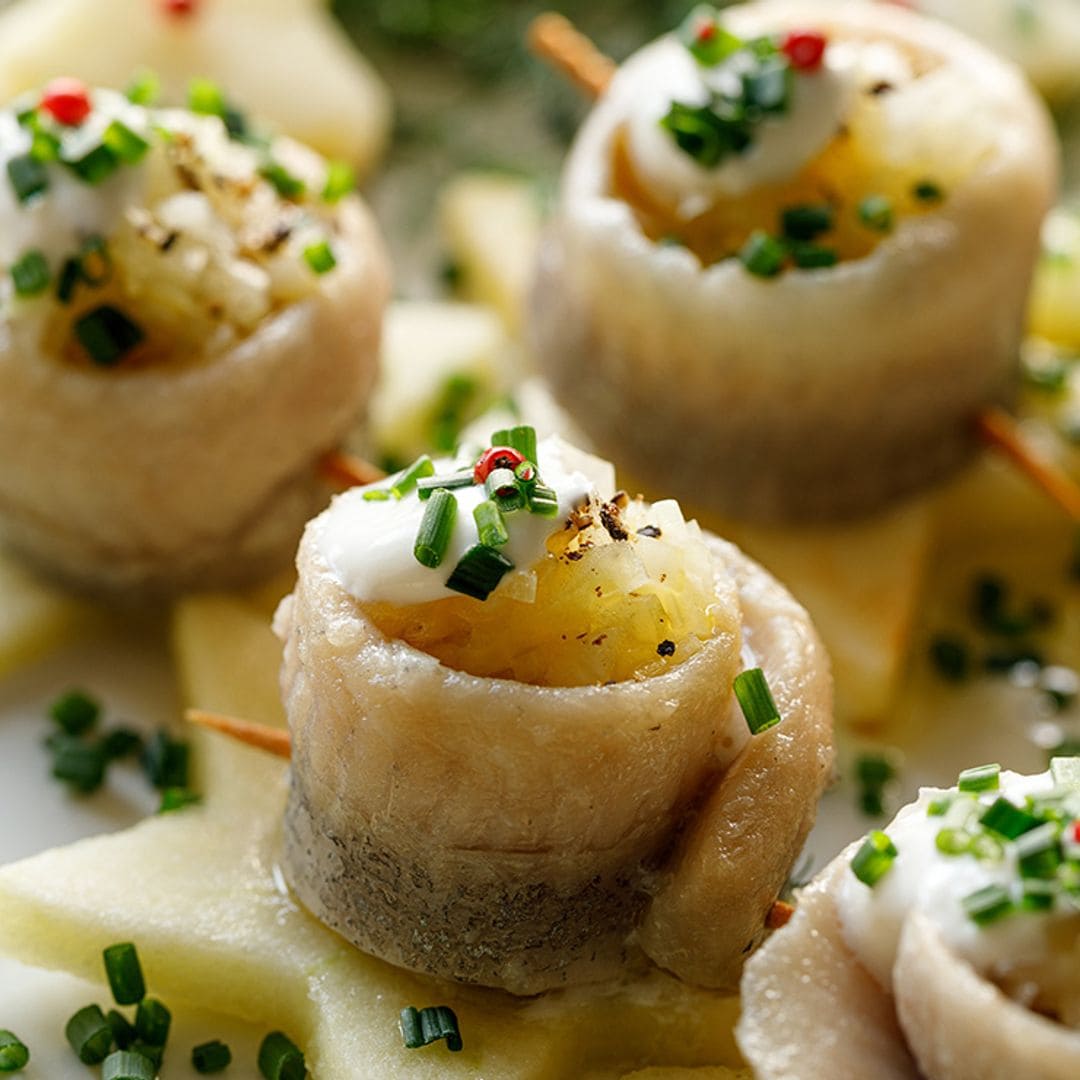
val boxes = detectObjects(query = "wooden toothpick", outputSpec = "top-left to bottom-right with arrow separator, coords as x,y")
318,449 -> 386,490
185,708 -> 292,759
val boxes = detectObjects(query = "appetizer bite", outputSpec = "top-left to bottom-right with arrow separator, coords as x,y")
275,425 -> 833,994
0,78 -> 390,592
530,0 -> 1058,521
739,758 -> 1080,1079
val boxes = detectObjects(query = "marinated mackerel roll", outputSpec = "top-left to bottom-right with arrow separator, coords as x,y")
0,78 -> 390,592
738,759 -> 1080,1080
276,426 -> 833,994
530,0 -> 1058,521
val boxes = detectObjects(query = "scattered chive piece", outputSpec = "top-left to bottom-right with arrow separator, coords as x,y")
104,942 -> 146,1006
56,257 -> 81,304
957,763 -> 1000,794
780,203 -> 833,241
489,425 -> 538,464
302,239 -> 336,275
64,142 -> 120,185
6,153 -> 48,203
73,305 -> 144,366
0,1031 -> 29,1072
1021,878 -> 1058,911
514,461 -> 537,487
102,120 -> 150,164
362,489 -> 391,501
192,1039 -> 232,1073
29,129 -> 61,164
259,160 -> 305,200
106,1009 -> 137,1051
857,194 -> 894,232
856,752 -> 897,816
733,667 -> 782,735
417,472 -> 474,499
134,997 -> 171,1047
187,78 -> 227,118
473,499 -> 509,548
414,488 -> 458,569
1016,822 -> 1061,879
526,483 -> 559,517
484,467 -> 521,507
660,101 -> 751,169
65,1004 -> 112,1065
49,689 -> 100,735
962,882 -> 1013,925
927,796 -> 953,817
445,544 -> 514,601
102,1050 -> 155,1080
428,372 -> 480,452
390,455 -> 435,498
970,832 -> 1004,862
125,70 -> 160,106
912,179 -> 944,203
790,242 -> 837,269
739,230 -> 786,278
399,1005 -> 463,1053
929,637 -> 969,681
10,249 -> 50,297
50,736 -> 107,793
257,1031 -> 305,1080
979,797 -> 1040,840
128,1042 -> 162,1070
159,787 -> 202,813
322,159 -> 355,203
851,830 -> 898,887
934,828 -> 971,856
102,727 -> 143,761
141,730 -> 190,790
681,11 -> 742,65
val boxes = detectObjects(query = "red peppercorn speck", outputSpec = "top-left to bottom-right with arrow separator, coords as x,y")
474,446 -> 526,484
781,29 -> 828,72
40,77 -> 92,126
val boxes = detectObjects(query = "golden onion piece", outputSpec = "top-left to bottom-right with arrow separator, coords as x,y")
530,0 -> 1058,522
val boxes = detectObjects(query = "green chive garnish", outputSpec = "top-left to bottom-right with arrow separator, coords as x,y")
10,249 -> 50,297
65,1004 -> 113,1064
102,1050 -> 155,1080
780,203 -> 833,241
660,101 -> 751,169
106,1009 -> 137,1051
979,797 -> 1040,840
29,129 -> 61,164
102,121 -> 150,164
64,142 -> 120,185
484,467 -> 522,510
473,499 -> 509,548
322,160 -> 355,203
490,425 -> 538,463
362,489 -> 391,501
733,667 -> 782,735
7,153 -> 48,203
259,160 -> 305,200
192,1039 -> 232,1073
391,455 -> 435,498
858,194 -> 894,232
739,230 -> 786,278
400,1005 -> 463,1052
125,70 -> 160,106
417,471 -> 474,499
912,179 -> 944,203
303,239 -> 336,275
680,11 -> 742,65
527,484 -> 559,516
851,830 -> 898,887
158,787 -> 201,813
1016,822 -> 1061,879
134,997 -> 170,1047
1021,878 -> 1058,911
187,78 -> 227,118
141,730 -> 190,790
790,243 -> 838,270
102,727 -> 143,761
957,763 -> 1000,794
962,882 -> 1013,925
103,942 -> 145,1005
856,753 -> 897,816
50,736 -> 107,793
414,489 -> 458,569
445,544 -> 514,601
73,305 -> 145,366
49,689 -> 100,735
257,1031 -> 305,1080
927,796 -> 953,817
934,828 -> 971,856
0,1031 -> 29,1072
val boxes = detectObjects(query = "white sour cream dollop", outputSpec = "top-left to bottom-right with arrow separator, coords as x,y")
318,436 -> 616,606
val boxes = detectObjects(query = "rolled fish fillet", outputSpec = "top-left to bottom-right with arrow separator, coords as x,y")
0,81 -> 391,592
276,429 -> 833,994
530,0 -> 1058,522
738,760 -> 1080,1080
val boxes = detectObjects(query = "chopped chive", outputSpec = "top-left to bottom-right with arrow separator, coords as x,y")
962,882 -> 1013,925
912,179 -> 944,203
128,1042 -> 162,1070
74,305 -> 144,366
192,1039 -> 232,1073
857,194 -> 894,232
6,153 -> 48,203
65,1004 -> 112,1064
527,483 -> 559,517
29,129 -> 61,164
484,467 -> 521,507
970,832 -> 1004,862
417,471 -> 474,499
929,637 -> 969,681
414,489 -> 458,569
159,787 -> 201,813
362,489 -> 391,501
680,11 -> 742,66
49,689 -> 100,735
259,160 -> 305,200
1016,822 -> 1061,879
187,78 -> 227,118
399,1005 -> 463,1053
927,796 -> 953,817
979,797 -> 1040,840
850,830 -> 898,887
780,203 -> 833,241
102,1050 -> 155,1080
1021,878 -> 1058,912
957,763 -> 1000,794
660,101 -> 751,168
125,70 -> 160,106
106,1009 -> 137,1050
514,461 -> 537,487
104,942 -> 145,1006
134,997 -> 170,1047
50,736 -> 107,793
64,142 -> 120,185
102,120 -> 150,164
0,1030 -> 29,1072
390,455 -> 435,498
445,544 -> 514,601
733,667 -> 782,735
934,828 -> 971,856
790,243 -> 837,269
141,730 -> 190,790
856,752 -> 897,816
322,159 -> 355,203
10,249 -> 50,297
739,230 -> 786,278
489,425 -> 537,463
473,499 -> 509,548
55,257 -> 81,303
303,239 -> 336,275
102,727 -> 143,761
257,1031 -> 305,1080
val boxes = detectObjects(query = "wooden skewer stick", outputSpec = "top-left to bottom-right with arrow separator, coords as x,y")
185,708 -> 292,759
318,449 -> 386,490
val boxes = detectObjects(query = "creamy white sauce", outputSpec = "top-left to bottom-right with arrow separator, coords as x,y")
838,770 -> 1079,991
318,436 -> 616,606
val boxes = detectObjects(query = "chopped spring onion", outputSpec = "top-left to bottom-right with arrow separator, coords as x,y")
303,239 -> 336,275
6,153 -> 48,204
103,942 -> 146,1006
743,60 -> 791,113
134,997 -> 171,1047
74,305 -> 145,366
856,753 -> 897,816
858,194 -> 894,232
851,830 -> 898,887
780,203 -> 833,241
192,1039 -> 232,1073
957,763 -> 1000,794
10,250 -> 50,297
49,689 -> 100,735
979,797 -> 1040,840
141,730 -> 190,790
102,727 -> 143,761
64,142 -> 120,185
102,120 -> 150,164
962,882 -> 1013,925
50,736 -> 107,794
926,796 -> 953,817
391,455 -> 435,498
417,471 -> 474,499
489,425 -> 538,464
739,230 -> 785,278
733,667 -> 782,735
399,1005 -> 463,1053
259,160 -> 305,200
912,179 -> 944,203
106,1009 -> 137,1051
56,257 -> 81,303
1021,878 -> 1058,912
125,70 -> 160,106
790,243 -> 837,270
257,1031 -> 305,1080
0,1031 -> 29,1072
65,1004 -> 113,1065
102,1050 -> 155,1080
527,483 -> 559,517
187,78 -> 227,118
414,489 -> 458,568
660,101 -> 751,169
473,499 -> 509,548
681,10 -> 742,66
158,787 -> 202,813
322,159 -> 355,203
484,467 -> 522,510
362,489 -> 391,501
934,828 -> 971,857
1016,822 -> 1062,879
445,544 -> 514,601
